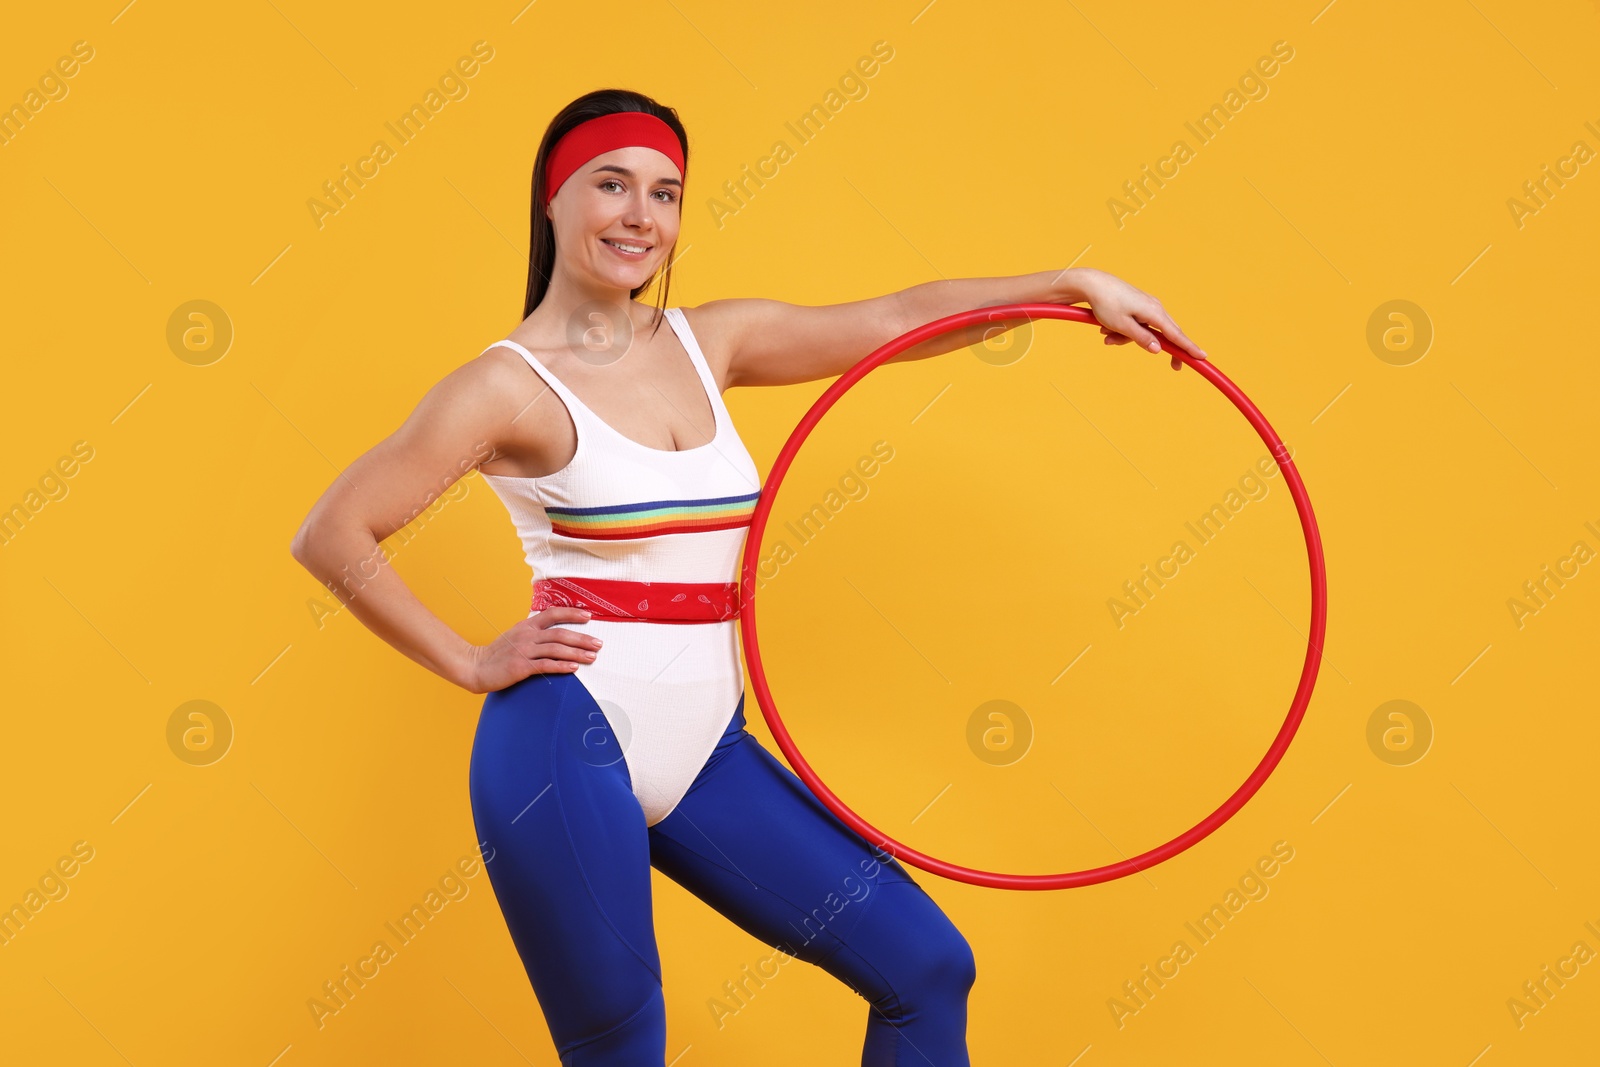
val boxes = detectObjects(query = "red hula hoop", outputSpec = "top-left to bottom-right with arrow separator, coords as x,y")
737,303 -> 1328,890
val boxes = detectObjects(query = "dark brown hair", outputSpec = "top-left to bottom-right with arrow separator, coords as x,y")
524,89 -> 689,337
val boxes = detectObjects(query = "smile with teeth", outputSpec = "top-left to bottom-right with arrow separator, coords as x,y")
602,238 -> 650,257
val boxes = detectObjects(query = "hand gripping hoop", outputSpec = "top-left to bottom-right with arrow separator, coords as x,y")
736,303 -> 1328,890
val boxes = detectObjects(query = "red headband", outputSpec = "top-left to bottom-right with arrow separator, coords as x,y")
543,112 -> 685,206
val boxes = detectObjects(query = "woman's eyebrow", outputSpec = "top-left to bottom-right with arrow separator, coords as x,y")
589,163 -> 682,188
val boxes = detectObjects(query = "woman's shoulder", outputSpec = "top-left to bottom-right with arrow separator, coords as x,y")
425,340 -> 562,425
467,338 -> 547,390
445,343 -> 568,478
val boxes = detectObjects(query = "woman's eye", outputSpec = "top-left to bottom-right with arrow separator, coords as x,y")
598,178 -> 674,202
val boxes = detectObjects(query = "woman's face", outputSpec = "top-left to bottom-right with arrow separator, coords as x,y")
546,144 -> 682,294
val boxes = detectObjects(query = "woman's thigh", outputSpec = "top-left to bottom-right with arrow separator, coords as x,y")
469,671 -> 665,1056
647,696 -> 975,1015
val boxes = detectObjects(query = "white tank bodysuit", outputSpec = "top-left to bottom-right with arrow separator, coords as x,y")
478,306 -> 762,826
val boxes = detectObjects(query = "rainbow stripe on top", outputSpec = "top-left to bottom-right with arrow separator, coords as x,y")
547,490 -> 761,541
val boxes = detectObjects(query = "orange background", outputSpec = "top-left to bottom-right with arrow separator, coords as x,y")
2,1 -> 1596,1064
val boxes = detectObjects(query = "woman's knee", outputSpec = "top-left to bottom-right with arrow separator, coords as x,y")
865,884 -> 976,1004
922,921 -> 977,996
871,926 -> 975,1021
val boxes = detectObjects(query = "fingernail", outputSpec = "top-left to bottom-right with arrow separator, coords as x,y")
1148,341 -> 1160,352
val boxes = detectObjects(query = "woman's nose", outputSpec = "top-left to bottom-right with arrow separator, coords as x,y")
620,193 -> 656,227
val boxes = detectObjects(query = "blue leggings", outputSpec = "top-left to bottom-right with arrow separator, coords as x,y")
468,671 -> 976,1065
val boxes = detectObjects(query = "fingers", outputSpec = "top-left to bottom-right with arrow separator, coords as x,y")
522,628 -> 601,669
510,657 -> 579,679
540,640 -> 600,663
533,606 -> 593,626
1088,279 -> 1209,363
475,643 -> 585,691
530,624 -> 602,650
507,656 -> 578,682
1113,311 -> 1207,374
1093,310 -> 1159,353
1102,321 -> 1198,372
528,610 -> 603,647
1148,308 -> 1207,362
515,639 -> 596,671
517,608 -> 604,664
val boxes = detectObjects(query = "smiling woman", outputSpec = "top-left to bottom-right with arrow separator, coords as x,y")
519,97 -> 691,335
289,80 -> 1208,1066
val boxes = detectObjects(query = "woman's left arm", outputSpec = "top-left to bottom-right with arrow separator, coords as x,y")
706,267 -> 1208,390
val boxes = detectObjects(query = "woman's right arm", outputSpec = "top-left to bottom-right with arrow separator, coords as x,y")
288,353 -> 602,694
